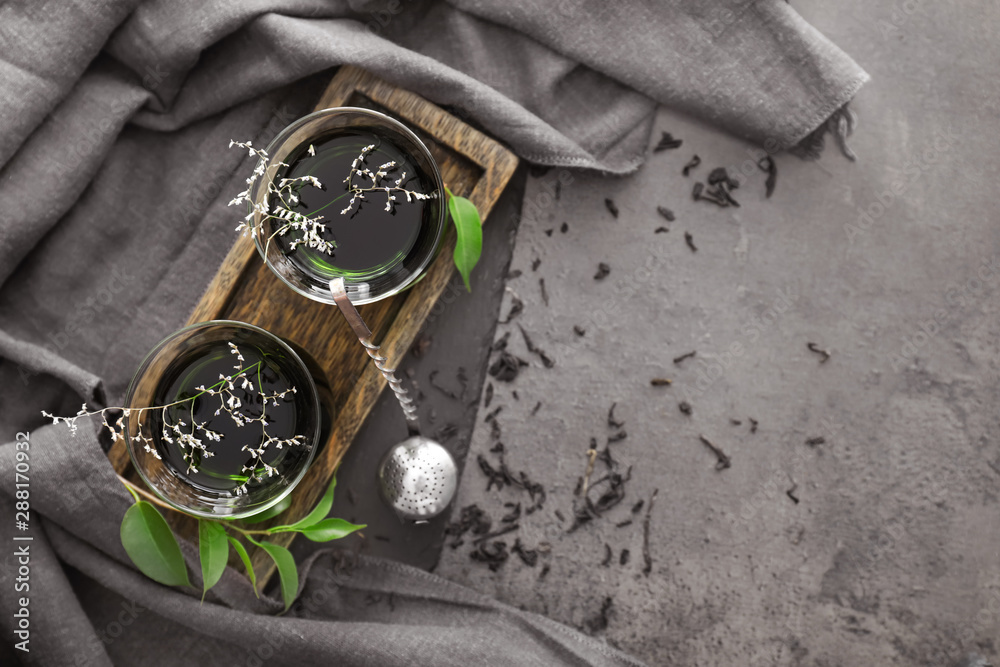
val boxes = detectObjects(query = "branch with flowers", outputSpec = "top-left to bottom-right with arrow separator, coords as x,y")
339,143 -> 435,214
43,342 -> 363,609
228,138 -> 484,291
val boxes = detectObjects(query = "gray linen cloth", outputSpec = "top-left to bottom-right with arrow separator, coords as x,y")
0,1 -> 868,664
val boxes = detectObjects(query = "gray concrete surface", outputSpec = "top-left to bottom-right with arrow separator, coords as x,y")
432,2 -> 1000,665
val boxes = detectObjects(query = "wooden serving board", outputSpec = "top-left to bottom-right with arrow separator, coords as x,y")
107,65 -> 519,586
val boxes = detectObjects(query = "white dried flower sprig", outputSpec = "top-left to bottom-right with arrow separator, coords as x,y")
227,140 -> 335,259
341,144 -> 435,215
42,342 -> 306,497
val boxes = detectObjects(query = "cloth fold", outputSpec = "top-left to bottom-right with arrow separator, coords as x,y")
0,1 -> 868,664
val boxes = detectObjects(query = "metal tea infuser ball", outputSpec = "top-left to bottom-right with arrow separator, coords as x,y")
330,278 -> 458,522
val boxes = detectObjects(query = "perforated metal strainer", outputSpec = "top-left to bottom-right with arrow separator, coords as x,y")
329,278 -> 458,522
376,436 -> 458,522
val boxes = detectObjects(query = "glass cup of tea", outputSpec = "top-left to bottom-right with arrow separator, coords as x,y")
250,107 -> 447,305
241,107 -> 459,518
123,320 -> 323,519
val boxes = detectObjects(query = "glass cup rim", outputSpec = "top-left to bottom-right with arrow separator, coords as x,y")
123,319 -> 322,520
251,106 -> 447,306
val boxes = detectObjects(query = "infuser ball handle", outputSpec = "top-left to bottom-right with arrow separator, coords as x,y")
329,278 -> 420,430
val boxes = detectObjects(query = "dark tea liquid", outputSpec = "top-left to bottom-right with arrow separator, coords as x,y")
273,130 -> 436,279
149,340 -> 313,494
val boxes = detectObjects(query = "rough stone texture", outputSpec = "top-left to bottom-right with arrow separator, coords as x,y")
435,2 -> 1000,665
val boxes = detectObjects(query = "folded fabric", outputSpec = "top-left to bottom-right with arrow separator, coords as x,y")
0,1 -> 868,665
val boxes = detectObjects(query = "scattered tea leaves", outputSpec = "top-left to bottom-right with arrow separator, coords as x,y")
605,198 -> 619,219
434,422 -> 458,442
446,504 -> 492,546
758,156 -> 777,198
531,258 -> 541,271
807,342 -> 831,363
673,351 -> 696,365
682,154 -> 701,176
470,540 -> 509,571
717,184 -> 740,207
806,436 -> 826,446
656,206 -> 675,222
488,351 -> 528,382
619,549 -> 630,566
786,483 -> 800,504
560,222 -> 569,233
578,448 -> 599,497
491,331 -> 510,353
501,502 -> 522,524
573,325 -> 586,337
569,465 -> 632,532
585,597 -> 614,634
616,519 -> 633,528
654,226 -> 669,234
512,538 -> 539,566
531,401 -> 542,416
684,231 -> 697,252
483,383 -> 494,408
539,278 -> 549,306
653,132 -> 683,152
642,489 -> 658,576
499,293 -> 524,324
518,325 -> 555,368
698,434 -> 732,470
601,543 -> 613,566
749,418 -> 759,433
650,378 -> 672,386
472,524 -> 520,545
594,263 -> 611,280
678,401 -> 692,415
707,167 -> 735,187
608,403 -> 624,429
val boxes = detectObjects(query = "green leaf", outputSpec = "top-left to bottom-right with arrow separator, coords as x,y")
446,187 -> 482,292
250,538 -> 298,611
120,501 -> 191,587
240,494 -> 293,524
271,474 -> 337,533
227,536 -> 258,598
298,518 -> 366,543
198,520 -> 229,600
